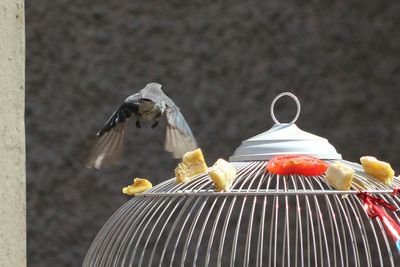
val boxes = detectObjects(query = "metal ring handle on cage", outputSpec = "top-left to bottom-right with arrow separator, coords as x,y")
270,92 -> 301,124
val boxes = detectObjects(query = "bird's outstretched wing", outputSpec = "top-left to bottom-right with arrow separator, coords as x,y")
165,105 -> 198,158
85,97 -> 140,169
85,122 -> 127,169
97,100 -> 140,136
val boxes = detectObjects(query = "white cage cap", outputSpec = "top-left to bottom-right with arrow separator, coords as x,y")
230,92 -> 342,161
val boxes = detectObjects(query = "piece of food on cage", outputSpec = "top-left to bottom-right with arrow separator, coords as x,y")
175,148 -> 208,183
208,158 -> 237,192
324,162 -> 354,190
266,155 -> 329,176
122,178 -> 153,196
360,156 -> 394,185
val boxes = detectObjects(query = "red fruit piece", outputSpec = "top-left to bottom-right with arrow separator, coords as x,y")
266,155 -> 328,176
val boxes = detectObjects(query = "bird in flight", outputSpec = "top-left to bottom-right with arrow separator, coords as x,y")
85,83 -> 198,169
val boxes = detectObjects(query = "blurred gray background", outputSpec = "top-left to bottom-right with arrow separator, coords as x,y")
26,0 -> 400,266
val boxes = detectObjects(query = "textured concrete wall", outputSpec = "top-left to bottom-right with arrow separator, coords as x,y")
26,1 -> 400,266
0,0 -> 26,266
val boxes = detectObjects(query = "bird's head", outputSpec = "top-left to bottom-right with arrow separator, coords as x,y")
144,82 -> 163,92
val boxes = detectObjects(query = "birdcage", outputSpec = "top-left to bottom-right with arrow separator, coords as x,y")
83,93 -> 400,267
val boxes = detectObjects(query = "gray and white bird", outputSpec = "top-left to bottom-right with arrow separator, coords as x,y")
85,83 -> 198,169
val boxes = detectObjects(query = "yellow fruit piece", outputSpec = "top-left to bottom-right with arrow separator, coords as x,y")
324,162 -> 354,190
360,156 -> 394,185
122,178 -> 152,196
208,158 -> 237,192
175,148 -> 208,183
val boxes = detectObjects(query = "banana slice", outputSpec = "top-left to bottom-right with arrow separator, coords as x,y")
208,159 -> 237,192
175,148 -> 208,183
122,178 -> 152,196
360,156 -> 394,185
324,162 -> 354,190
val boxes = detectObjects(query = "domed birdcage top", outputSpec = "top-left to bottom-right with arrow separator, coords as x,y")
230,92 -> 342,161
83,92 -> 400,267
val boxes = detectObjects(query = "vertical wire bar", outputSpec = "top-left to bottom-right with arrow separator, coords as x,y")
168,197 -> 204,266
103,197 -> 165,266
306,202 -> 311,267
268,191 -> 277,267
115,184 -> 178,265
158,198 -> 201,265
192,164 -> 254,266
332,195 -> 351,267
88,200 -> 137,267
145,175 -> 214,266
91,179 -> 174,266
305,177 -> 323,266
370,211 -> 396,266
347,196 -> 369,266
117,196 -> 171,266
286,176 -> 291,267
316,205 -> 323,266
192,197 -> 219,266
130,196 -> 179,266
281,175 -> 290,267
144,197 -> 185,266
85,200 -> 133,266
273,175 -> 281,267
230,162 -> 267,266
120,198 -> 172,263
229,193 -> 246,266
256,195 -> 267,267
298,176 -> 318,267
215,162 -> 260,267
319,164 -> 353,267
257,172 -> 273,267
378,193 -> 400,257
168,182 -> 213,266
130,196 -> 195,265
100,197 -> 155,267
282,177 -> 287,267
346,195 -> 373,266
144,197 -> 194,266
244,163 -> 267,267
204,197 -> 228,266
179,196 -> 209,267
352,196 -> 385,267
313,177 -> 344,267
290,175 -> 304,267
342,198 -> 361,266
304,176 -> 331,267
217,165 -> 260,267
372,179 -> 400,265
